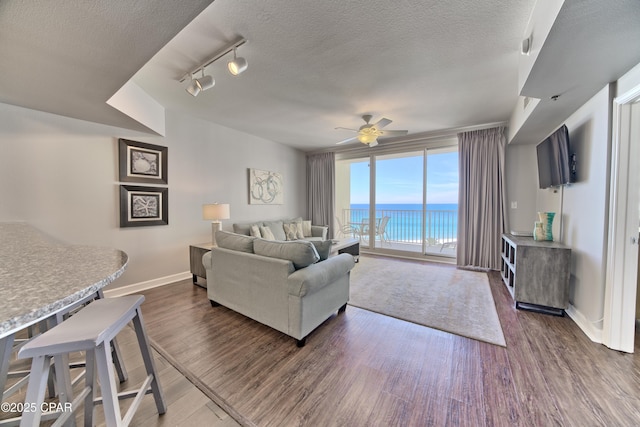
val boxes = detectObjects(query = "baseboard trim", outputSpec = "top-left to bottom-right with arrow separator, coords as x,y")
565,304 -> 603,344
104,271 -> 191,297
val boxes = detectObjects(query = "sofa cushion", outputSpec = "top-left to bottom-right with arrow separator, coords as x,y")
260,226 -> 276,240
311,240 -> 332,261
254,238 -> 320,270
261,220 -> 285,241
216,231 -> 255,253
232,222 -> 256,236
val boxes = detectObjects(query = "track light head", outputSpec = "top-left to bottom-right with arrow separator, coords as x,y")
185,71 -> 215,96
196,74 -> 215,90
228,48 -> 248,76
186,77 -> 201,97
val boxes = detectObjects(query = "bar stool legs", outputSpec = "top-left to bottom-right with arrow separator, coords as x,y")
95,309 -> 166,426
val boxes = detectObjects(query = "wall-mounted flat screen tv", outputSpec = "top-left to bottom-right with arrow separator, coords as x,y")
536,124 -> 575,189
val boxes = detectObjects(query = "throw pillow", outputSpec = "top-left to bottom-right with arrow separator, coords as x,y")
249,225 -> 262,238
216,231 -> 255,253
302,220 -> 312,237
311,240 -> 332,261
253,239 -> 320,270
283,222 -> 305,240
259,226 -> 276,240
263,220 -> 286,241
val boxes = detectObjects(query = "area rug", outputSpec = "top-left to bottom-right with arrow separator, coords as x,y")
349,256 -> 506,346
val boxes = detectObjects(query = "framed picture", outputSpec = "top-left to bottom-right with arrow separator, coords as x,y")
248,168 -> 284,205
119,185 -> 168,227
119,139 -> 168,184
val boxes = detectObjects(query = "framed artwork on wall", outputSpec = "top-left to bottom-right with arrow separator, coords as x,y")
119,139 -> 168,184
248,168 -> 284,205
119,185 -> 169,227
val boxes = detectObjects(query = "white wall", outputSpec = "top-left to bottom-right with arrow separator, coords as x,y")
560,85 -> 612,332
505,84 -> 612,339
618,61 -> 640,95
504,144 -> 538,232
0,103 -> 306,289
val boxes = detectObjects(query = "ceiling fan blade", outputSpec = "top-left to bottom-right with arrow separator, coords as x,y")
379,129 -> 408,137
374,118 -> 392,129
336,136 -> 359,145
334,127 -> 358,132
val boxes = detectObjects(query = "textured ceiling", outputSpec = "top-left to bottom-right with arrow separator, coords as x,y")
2,1 -> 638,152
0,0 -> 213,131
132,0 -> 534,150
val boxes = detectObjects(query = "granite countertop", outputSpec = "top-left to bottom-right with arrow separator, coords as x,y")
0,222 -> 128,337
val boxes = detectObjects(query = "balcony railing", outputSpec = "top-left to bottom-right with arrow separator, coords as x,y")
340,208 -> 457,255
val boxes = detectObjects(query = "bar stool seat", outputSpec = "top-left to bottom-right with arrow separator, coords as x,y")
17,295 -> 166,427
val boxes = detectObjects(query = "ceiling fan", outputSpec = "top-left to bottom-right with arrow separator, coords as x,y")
335,114 -> 408,147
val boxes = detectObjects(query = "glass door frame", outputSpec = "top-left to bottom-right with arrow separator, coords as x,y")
336,138 -> 458,261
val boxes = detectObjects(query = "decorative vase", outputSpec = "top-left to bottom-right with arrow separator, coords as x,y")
537,212 -> 555,241
533,221 -> 545,241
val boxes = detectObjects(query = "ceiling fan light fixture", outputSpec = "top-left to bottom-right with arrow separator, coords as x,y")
357,133 -> 378,144
228,48 -> 248,76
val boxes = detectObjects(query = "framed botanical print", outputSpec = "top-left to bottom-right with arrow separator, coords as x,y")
119,185 -> 169,227
119,139 -> 168,184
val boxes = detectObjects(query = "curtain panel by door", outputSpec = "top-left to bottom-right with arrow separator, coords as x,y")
457,127 -> 507,269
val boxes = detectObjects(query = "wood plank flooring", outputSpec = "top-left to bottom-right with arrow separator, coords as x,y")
136,257 -> 640,427
0,317 -> 239,426
4,255 -> 640,426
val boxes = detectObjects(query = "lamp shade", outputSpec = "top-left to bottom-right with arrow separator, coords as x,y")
202,203 -> 230,221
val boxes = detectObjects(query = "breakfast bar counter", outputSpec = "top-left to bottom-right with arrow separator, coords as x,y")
0,222 -> 128,400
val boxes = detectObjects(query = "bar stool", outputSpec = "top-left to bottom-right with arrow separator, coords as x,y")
1,290 -> 128,405
17,295 -> 166,427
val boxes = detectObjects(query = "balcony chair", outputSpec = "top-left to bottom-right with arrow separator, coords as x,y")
335,216 -> 357,238
375,216 -> 391,245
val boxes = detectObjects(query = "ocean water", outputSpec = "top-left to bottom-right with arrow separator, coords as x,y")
348,203 -> 458,243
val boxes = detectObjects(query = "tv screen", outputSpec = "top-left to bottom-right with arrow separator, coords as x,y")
536,125 -> 574,189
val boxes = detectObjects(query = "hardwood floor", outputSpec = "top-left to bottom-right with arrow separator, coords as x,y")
136,258 -> 640,427
0,317 -> 239,426
4,256 -> 639,426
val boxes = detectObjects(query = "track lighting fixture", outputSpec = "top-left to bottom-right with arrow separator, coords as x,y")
227,47 -> 248,76
186,69 -> 215,97
179,37 -> 248,96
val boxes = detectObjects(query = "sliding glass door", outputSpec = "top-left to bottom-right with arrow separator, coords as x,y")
335,145 -> 458,258
374,151 -> 424,252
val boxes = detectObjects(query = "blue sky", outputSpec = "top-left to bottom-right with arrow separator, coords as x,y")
350,151 -> 459,204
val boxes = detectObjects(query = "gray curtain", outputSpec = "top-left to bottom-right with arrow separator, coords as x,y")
457,127 -> 507,269
307,152 -> 335,238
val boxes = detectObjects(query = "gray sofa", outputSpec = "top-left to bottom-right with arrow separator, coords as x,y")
202,231 -> 355,346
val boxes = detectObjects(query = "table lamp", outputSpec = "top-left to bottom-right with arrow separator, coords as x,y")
202,203 -> 230,246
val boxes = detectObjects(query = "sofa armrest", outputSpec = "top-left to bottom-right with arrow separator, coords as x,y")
202,251 -> 212,270
287,253 -> 355,297
311,225 -> 328,240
